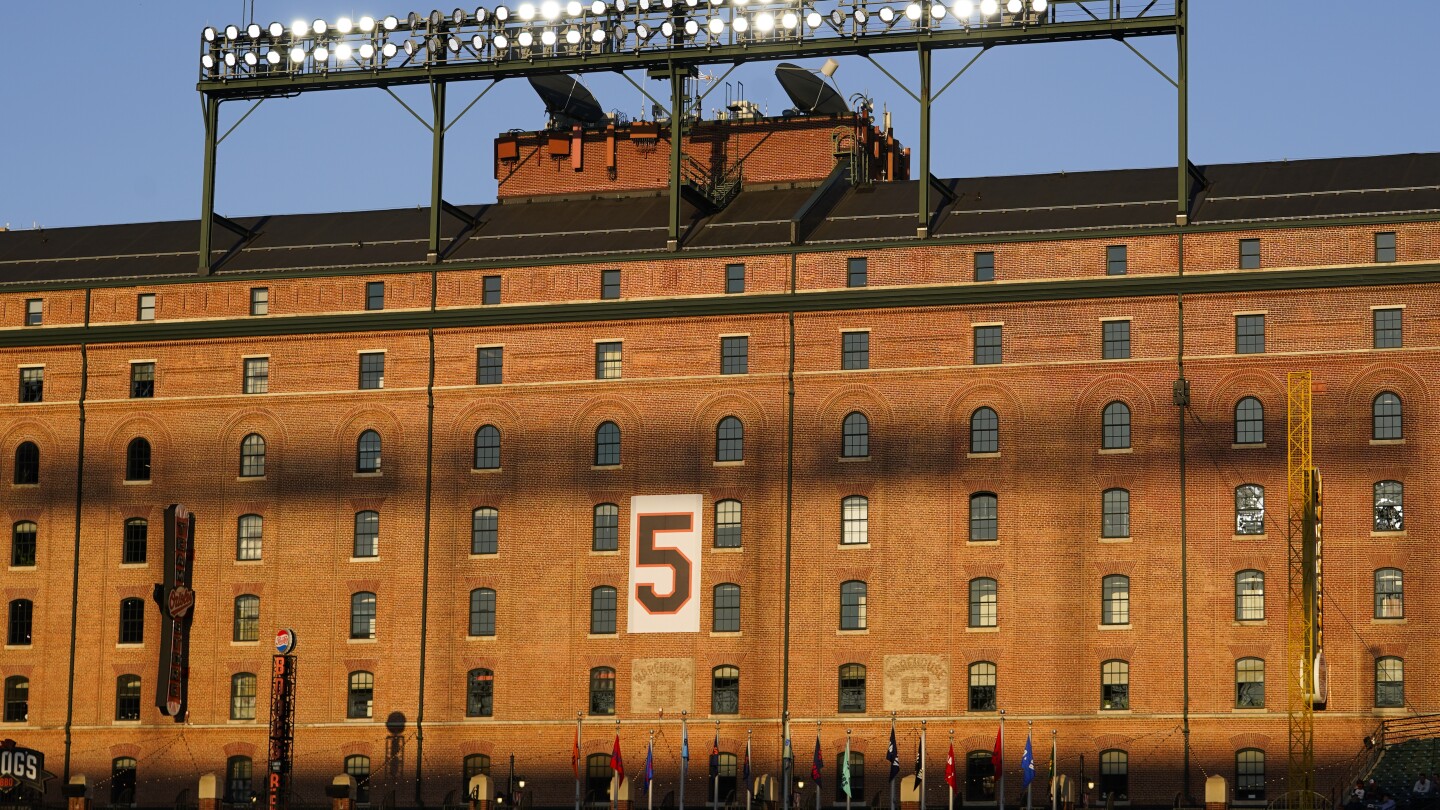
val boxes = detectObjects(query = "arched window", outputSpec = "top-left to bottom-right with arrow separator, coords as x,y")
356,429 -> 382,473
473,425 -> 501,469
840,580 -> 867,630
1235,571 -> 1264,621
589,586 -> 616,634
118,597 -> 145,644
353,511 -> 379,558
715,500 -> 742,548
122,518 -> 147,564
344,755 -> 371,803
464,588 -> 494,637
965,751 -> 996,802
1376,568 -> 1404,619
13,441 -> 38,485
968,578 -> 997,628
226,757 -> 254,805
467,668 -> 494,717
7,599 -> 32,645
594,421 -> 621,466
970,407 -> 998,454
968,662 -> 997,711
472,507 -> 499,555
585,754 -> 612,804
838,664 -> 866,713
125,437 -> 151,481
1101,660 -> 1129,710
350,592 -> 376,639
1234,397 -> 1264,444
712,665 -> 740,714
1376,657 -> 1404,707
713,583 -> 741,632
589,667 -> 616,715
230,673 -> 257,720
1236,749 -> 1265,801
1374,481 -> 1404,531
716,416 -> 744,461
1373,392 -> 1402,440
10,521 -> 36,568
2,676 -> 27,723
239,433 -> 266,477
1098,750 -> 1128,801
233,595 -> 260,642
842,411 -> 869,458
463,754 -> 492,798
111,757 -> 137,806
115,674 -> 141,721
841,495 -> 868,545
969,493 -> 997,541
1235,485 -> 1265,535
237,514 -> 263,561
347,672 -> 374,718
1235,658 -> 1265,708
1102,401 -> 1131,449
591,503 -> 618,551
1102,489 -> 1130,538
1101,575 -> 1130,625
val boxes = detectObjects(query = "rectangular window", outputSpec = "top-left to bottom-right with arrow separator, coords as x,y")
365,281 -> 385,311
973,251 -> 995,282
720,337 -> 748,375
243,357 -> 269,394
18,368 -> 43,403
847,257 -> 867,288
249,287 -> 269,316
725,263 -> 745,294
1239,239 -> 1261,269
1106,245 -> 1128,276
130,363 -> 155,398
24,299 -> 42,326
482,275 -> 501,305
1375,232 -> 1397,263
600,269 -> 621,300
1102,321 -> 1131,360
1235,314 -> 1265,354
841,331 -> 869,370
973,326 -> 1002,365
1373,308 -> 1402,349
476,347 -> 503,385
137,293 -> 156,321
358,352 -> 385,389
595,341 -> 622,380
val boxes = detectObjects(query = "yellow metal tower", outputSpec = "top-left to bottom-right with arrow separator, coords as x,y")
1287,371 -> 1321,809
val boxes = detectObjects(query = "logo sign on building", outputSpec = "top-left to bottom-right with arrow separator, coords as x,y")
0,740 -> 53,795
153,504 -> 196,720
274,628 -> 297,655
627,494 -> 702,634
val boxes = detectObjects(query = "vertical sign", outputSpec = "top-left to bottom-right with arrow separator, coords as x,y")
627,494 -> 703,633
153,504 -> 196,720
268,652 -> 296,810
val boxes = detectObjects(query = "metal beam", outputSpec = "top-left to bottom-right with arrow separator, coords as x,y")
197,96 -> 220,275
668,65 -> 685,250
428,81 -> 447,262
916,45 -> 932,239
1176,0 -> 1189,225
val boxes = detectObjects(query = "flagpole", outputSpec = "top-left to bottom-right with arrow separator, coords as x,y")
889,713 -> 897,810
714,720 -> 721,810
997,711 -> 1005,810
919,720 -> 927,810
1026,721 -> 1033,810
746,729 -> 753,810
947,730 -> 955,810
781,712 -> 791,810
650,729 -> 656,810
1050,731 -> 1057,810
845,729 -> 853,810
577,712 -> 583,810
816,721 -> 822,810
613,719 -> 621,810
681,711 -> 688,810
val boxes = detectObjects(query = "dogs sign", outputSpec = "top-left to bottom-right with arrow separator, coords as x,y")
0,740 -> 53,796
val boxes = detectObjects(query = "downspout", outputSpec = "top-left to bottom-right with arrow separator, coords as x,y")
415,267 -> 438,806
62,288 -> 92,781
1177,232 -> 1192,803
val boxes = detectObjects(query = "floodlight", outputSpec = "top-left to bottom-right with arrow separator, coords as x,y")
905,3 -> 921,20
979,0 -> 997,14
360,41 -> 377,57
519,3 -> 536,20
591,1 -> 605,13
638,0 -> 650,12
247,23 -> 262,38
541,1 -> 560,20
448,35 -> 462,51
806,11 -> 821,27
615,0 -> 628,12
474,8 -> 488,22
1031,0 -> 1046,10
225,24 -> 240,39
518,29 -> 534,45
360,16 -> 377,31
203,26 -> 218,42
337,16 -> 354,33
266,49 -> 282,64
541,29 -> 557,44
269,21 -> 285,36
244,50 -> 259,66
1006,0 -> 1021,12
931,3 -> 946,19
708,16 -> 724,33
382,41 -> 399,56
454,8 -> 468,24
566,27 -> 581,42
313,19 -> 328,34
409,11 -> 424,27
494,32 -> 510,47
731,16 -> 747,31
614,22 -> 629,38
952,0 -> 973,17
289,45 -> 307,62
405,39 -> 417,55
292,20 -> 309,37
334,42 -> 352,59
685,18 -> 699,34
755,11 -> 774,31
662,0 -> 673,10
781,11 -> 797,27
686,0 -> 699,8
495,6 -> 511,21
470,34 -> 486,48
568,2 -> 583,16
591,26 -> 606,41
878,7 -> 895,22
853,8 -> 867,24
660,20 -> 674,36
383,15 -> 400,29
430,10 -> 446,28
314,45 -> 330,60
201,53 -> 216,68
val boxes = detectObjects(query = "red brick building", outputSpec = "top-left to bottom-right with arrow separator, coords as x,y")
0,116 -> 1437,810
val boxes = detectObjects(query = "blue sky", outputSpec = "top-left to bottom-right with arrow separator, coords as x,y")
1,0 -> 1436,229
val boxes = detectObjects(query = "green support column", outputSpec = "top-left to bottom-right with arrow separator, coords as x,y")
428,81 -> 448,263
668,66 -> 684,251
197,95 -> 220,275
1176,0 -> 1188,225
916,45 -> 932,239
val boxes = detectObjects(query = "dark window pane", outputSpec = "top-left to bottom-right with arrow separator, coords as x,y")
130,363 -> 155,399
472,507 -> 499,554
716,416 -> 744,461
1102,321 -> 1131,360
366,282 -> 385,310
476,347 -> 504,385
482,275 -> 501,305
1102,575 -> 1130,624
1101,661 -> 1129,710
847,258 -> 867,288
13,442 -> 38,485
1102,402 -> 1130,449
589,668 -> 615,715
1235,397 -> 1264,444
239,434 -> 266,477
118,598 -> 144,644
968,662 -> 997,711
968,578 -> 997,627
1239,239 -> 1260,269
19,368 -> 43,403
592,504 -> 618,551
6,600 -> 32,645
353,511 -> 379,557
122,519 -> 147,564
713,584 -> 741,632
838,664 -> 866,713
244,357 -> 269,394
348,674 -> 374,719
840,581 -> 867,629
970,407 -> 998,453
1236,658 -> 1265,708
126,438 -> 151,481
721,336 -> 749,375
350,593 -> 376,639
1376,657 -> 1404,707
1235,315 -> 1265,354
595,342 -> 622,380
973,326 -> 1002,365
841,412 -> 869,458
842,332 -> 869,370
474,425 -> 501,469
1106,245 -> 1127,276
470,589 -> 496,636
973,252 -> 995,282
590,587 -> 616,634
11,522 -> 37,567
356,430 -> 382,473
1373,308 -> 1402,349
467,669 -> 494,717
726,264 -> 745,294
358,352 -> 385,389
1375,232 -> 1396,263
594,421 -> 621,466
601,270 -> 621,299
233,595 -> 260,642
969,494 -> 997,541
230,673 -> 256,720
116,675 -> 142,721
712,665 -> 740,714
1373,392 -> 1402,440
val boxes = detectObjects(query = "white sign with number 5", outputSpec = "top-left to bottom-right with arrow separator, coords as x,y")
627,494 -> 703,633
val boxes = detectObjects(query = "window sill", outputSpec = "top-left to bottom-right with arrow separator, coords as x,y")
837,456 -> 870,463
469,552 -> 499,559
6,565 -> 36,572
837,628 -> 870,635
1233,534 -> 1267,541
712,547 -> 743,553
966,452 -> 1000,459
349,556 -> 381,563
345,716 -> 375,722
237,476 -> 266,482
113,720 -> 142,726
837,542 -> 870,550
235,559 -> 263,565
1233,620 -> 1268,627
1097,624 -> 1132,631
1098,448 -> 1133,455
1371,439 -> 1405,446
471,467 -> 503,474
348,638 -> 378,644
710,631 -> 742,638
965,540 -> 998,547
591,464 -> 622,471
119,562 -> 149,569
230,640 -> 260,646
1099,537 -> 1131,544
1372,618 -> 1407,625
1373,707 -> 1410,715
586,633 -> 618,640
1371,531 -> 1407,538
1231,707 -> 1268,713
10,484 -> 37,490
713,460 -> 745,467
467,635 -> 498,642
965,626 -> 999,633
590,549 -> 620,556
228,718 -> 259,724
1099,709 -> 1132,715
463,715 -> 496,722
354,471 -> 383,478
122,480 -> 152,486
3,644 -> 32,650
1232,443 -> 1267,450
116,643 -> 144,649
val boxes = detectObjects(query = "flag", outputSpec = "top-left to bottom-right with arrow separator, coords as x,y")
573,724 -> 581,779
841,738 -> 853,799
612,735 -> 625,783
682,723 -> 690,763
944,744 -> 956,791
811,735 -> 824,788
914,736 -> 924,783
992,726 -> 1003,779
744,737 -> 753,794
886,727 -> 899,782
643,740 -> 654,796
709,729 -> 721,779
1022,734 -> 1036,788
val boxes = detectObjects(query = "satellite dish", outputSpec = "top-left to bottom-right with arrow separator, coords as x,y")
528,74 -> 606,127
775,62 -> 849,116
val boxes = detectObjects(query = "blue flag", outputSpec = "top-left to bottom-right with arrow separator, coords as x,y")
811,735 -> 824,789
682,724 -> 690,762
744,737 -> 753,794
643,741 -> 655,795
887,727 -> 899,781
1021,734 -> 1036,788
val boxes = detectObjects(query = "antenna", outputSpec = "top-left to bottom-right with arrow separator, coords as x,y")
527,75 -> 606,128
775,63 -> 849,115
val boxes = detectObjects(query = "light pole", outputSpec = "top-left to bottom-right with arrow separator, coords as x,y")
509,753 -> 516,807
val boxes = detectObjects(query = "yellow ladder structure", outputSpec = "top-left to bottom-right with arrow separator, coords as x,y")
1287,371 -> 1317,809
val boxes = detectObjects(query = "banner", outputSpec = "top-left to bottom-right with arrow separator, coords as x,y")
153,504 -> 196,720
628,494 -> 702,633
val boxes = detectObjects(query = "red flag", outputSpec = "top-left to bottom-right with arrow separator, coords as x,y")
945,744 -> 957,790
611,735 -> 626,782
573,726 -> 581,779
992,726 -> 1003,778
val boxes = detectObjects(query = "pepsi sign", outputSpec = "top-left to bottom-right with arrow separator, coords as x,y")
275,628 -> 297,655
